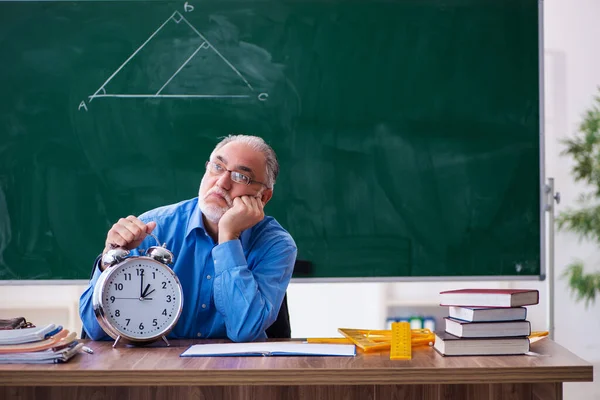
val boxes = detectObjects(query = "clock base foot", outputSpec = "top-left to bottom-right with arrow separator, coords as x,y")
161,335 -> 170,347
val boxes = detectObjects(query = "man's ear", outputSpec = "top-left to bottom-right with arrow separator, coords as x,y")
260,188 -> 273,206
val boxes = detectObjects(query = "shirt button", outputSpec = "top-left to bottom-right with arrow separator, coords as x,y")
197,332 -> 202,337
201,304 -> 207,309
206,275 -> 212,280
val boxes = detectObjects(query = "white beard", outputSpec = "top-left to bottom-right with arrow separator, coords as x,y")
199,202 -> 229,223
198,185 -> 232,223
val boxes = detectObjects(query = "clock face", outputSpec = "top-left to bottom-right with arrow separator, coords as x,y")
96,257 -> 183,341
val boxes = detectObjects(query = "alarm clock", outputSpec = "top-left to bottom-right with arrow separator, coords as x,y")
92,234 -> 184,347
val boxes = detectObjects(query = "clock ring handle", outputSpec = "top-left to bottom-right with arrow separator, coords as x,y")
147,232 -> 161,247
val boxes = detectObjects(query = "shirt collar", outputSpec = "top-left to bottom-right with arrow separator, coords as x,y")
186,198 -> 207,237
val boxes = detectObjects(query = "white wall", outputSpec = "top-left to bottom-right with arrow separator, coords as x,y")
0,284 -> 86,335
1,1 -> 599,398
543,1 -> 600,397
544,0 -> 600,355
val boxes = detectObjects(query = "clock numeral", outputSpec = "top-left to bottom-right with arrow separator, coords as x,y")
110,296 -> 115,303
136,269 -> 145,276
124,273 -> 132,280
152,272 -> 156,279
115,310 -> 120,317
139,322 -> 145,330
114,283 -> 124,291
153,319 -> 158,326
162,281 -> 167,289
166,295 -> 172,303
162,309 -> 167,316
126,319 -> 131,326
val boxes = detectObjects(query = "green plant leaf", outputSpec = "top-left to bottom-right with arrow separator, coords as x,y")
559,88 -> 600,306
562,262 -> 600,308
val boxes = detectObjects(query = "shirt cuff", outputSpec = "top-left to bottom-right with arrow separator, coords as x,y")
212,239 -> 246,275
91,255 -> 104,281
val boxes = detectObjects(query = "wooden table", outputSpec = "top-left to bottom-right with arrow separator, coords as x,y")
0,338 -> 593,400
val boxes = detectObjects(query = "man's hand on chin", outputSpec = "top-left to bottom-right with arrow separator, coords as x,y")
218,196 -> 265,244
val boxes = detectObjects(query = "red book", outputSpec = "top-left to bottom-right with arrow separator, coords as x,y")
439,289 -> 539,308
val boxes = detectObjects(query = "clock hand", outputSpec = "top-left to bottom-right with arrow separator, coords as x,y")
113,297 -> 140,300
140,270 -> 144,298
143,288 -> 156,297
142,283 -> 151,297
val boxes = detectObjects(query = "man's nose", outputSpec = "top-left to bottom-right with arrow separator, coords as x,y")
215,171 -> 233,190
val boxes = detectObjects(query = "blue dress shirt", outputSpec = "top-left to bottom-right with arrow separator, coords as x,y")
79,197 -> 297,342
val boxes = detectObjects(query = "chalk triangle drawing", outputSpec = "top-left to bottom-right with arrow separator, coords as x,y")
89,11 -> 267,102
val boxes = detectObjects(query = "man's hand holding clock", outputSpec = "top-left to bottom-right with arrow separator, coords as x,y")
100,216 -> 157,271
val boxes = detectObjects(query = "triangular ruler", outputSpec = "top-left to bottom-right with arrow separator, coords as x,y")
337,324 -> 434,357
89,11 -> 264,102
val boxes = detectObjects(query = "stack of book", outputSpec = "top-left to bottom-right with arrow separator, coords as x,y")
0,322 -> 83,364
433,289 -> 540,356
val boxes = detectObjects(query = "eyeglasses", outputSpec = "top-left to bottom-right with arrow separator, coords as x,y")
205,161 -> 269,188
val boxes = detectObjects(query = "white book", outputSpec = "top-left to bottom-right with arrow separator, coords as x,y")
448,306 -> 527,322
445,318 -> 531,338
181,342 -> 356,357
0,324 -> 57,345
434,332 -> 530,356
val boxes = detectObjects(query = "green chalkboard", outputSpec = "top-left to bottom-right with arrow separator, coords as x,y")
0,0 -> 541,280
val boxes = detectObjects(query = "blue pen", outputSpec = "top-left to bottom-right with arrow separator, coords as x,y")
45,325 -> 63,338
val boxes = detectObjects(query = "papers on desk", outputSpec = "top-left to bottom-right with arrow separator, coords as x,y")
0,324 -> 58,345
180,342 -> 356,357
0,342 -> 84,364
0,324 -> 83,364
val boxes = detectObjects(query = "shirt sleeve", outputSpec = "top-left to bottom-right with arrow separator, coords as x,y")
212,237 -> 297,342
78,256 -> 112,341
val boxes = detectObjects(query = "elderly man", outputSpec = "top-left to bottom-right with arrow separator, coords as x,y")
79,135 -> 297,342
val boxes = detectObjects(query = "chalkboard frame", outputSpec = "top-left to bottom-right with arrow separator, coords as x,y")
0,0 -> 547,283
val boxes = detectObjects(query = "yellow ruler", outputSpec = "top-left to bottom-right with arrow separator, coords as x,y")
390,322 -> 412,360
313,329 -> 549,360
337,328 -> 393,352
336,324 -> 434,360
529,331 -> 548,338
529,331 -> 549,344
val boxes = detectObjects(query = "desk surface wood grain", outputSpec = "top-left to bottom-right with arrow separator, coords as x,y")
0,339 -> 592,387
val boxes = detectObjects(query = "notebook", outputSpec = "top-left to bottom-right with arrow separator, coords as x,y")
0,342 -> 83,364
180,342 -> 356,357
0,324 -> 58,345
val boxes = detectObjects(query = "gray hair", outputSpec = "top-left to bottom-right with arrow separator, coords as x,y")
213,134 -> 279,188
